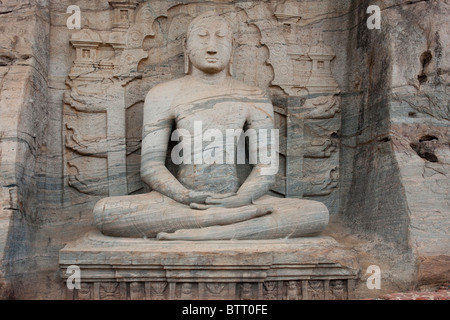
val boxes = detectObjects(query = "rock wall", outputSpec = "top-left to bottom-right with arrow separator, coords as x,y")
340,0 -> 449,289
387,0 -> 449,287
0,0 -> 50,298
0,0 -> 448,299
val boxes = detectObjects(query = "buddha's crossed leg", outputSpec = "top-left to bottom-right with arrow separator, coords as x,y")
157,196 -> 329,240
93,191 -> 273,238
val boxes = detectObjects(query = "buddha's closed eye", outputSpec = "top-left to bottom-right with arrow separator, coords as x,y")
216,31 -> 226,38
197,30 -> 209,37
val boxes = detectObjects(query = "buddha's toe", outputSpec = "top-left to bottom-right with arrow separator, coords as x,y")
255,206 -> 274,216
156,232 -> 171,240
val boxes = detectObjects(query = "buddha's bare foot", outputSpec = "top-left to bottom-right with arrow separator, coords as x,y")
156,232 -> 174,240
157,206 -> 273,241
197,205 -> 273,227
157,228 -> 226,241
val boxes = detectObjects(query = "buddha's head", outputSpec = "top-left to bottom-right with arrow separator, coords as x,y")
185,12 -> 233,75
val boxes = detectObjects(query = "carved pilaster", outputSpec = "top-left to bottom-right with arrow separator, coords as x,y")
64,1 -> 167,197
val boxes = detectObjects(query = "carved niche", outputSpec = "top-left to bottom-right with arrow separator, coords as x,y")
64,1 -> 342,214
242,1 -> 341,213
64,1 -> 163,197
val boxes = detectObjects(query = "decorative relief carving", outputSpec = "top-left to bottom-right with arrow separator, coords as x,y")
243,0 -> 339,97
129,282 -> 145,300
151,282 -> 168,300
272,94 -> 341,213
307,33 -> 340,94
240,283 -> 254,300
301,95 -> 340,202
63,1 -> 342,213
178,283 -> 197,300
99,282 -> 121,300
234,1 -> 342,213
274,0 -> 301,45
68,279 -> 351,300
69,22 -> 103,81
201,282 -> 233,299
307,280 -> 325,300
284,280 -> 301,300
206,283 -> 226,295
330,280 -> 347,300
303,95 -> 341,120
64,1 -> 163,198
65,124 -> 108,157
67,159 -> 109,196
77,283 -> 93,300
109,0 -> 139,31
263,281 -> 278,300
302,164 -> 339,197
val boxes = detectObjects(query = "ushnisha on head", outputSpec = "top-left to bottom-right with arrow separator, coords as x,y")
184,12 -> 234,75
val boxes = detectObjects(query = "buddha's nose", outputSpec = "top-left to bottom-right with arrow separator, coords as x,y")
207,38 -> 218,54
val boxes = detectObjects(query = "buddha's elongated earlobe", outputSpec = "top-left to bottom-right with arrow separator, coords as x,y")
228,37 -> 235,76
183,37 -> 190,75
184,52 -> 190,75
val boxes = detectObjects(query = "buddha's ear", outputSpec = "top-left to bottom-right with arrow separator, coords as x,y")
183,36 -> 191,75
228,58 -> 233,77
228,36 -> 235,77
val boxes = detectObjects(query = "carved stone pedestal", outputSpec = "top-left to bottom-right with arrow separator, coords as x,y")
59,231 -> 359,300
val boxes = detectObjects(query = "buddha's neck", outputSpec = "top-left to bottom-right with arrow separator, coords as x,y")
191,68 -> 229,86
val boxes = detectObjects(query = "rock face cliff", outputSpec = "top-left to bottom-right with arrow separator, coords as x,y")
0,0 -> 448,299
340,0 -> 449,291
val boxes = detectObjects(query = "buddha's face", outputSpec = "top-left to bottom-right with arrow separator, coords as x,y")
186,16 -> 233,74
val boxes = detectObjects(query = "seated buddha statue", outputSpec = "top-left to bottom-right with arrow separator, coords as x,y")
93,12 -> 329,241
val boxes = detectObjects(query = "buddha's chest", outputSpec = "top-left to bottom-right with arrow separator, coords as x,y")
172,98 -> 249,133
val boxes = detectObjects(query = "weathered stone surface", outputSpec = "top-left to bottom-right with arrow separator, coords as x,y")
0,0 -> 448,299
89,12 -> 331,242
340,0 -> 450,289
377,286 -> 450,300
0,0 -> 50,299
60,231 -> 359,300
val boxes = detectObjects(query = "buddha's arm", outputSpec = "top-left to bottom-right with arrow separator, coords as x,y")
140,85 -> 232,206
204,101 -> 277,208
140,88 -> 192,204
232,101 -> 277,202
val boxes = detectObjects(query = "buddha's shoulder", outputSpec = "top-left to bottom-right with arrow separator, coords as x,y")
228,78 -> 268,99
146,76 -> 269,101
145,77 -> 186,101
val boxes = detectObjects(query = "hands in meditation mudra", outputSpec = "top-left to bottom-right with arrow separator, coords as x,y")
93,12 -> 329,240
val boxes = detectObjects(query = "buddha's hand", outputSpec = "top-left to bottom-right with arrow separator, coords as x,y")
187,191 -> 236,207
190,194 -> 252,210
